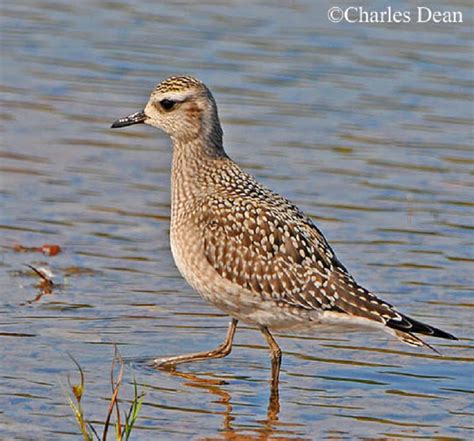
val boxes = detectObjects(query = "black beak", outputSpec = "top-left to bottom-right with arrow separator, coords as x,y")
111,110 -> 147,128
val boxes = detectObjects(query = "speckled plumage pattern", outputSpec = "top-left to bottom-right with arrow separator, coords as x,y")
113,75 -> 457,356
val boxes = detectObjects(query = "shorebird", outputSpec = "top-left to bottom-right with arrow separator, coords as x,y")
111,75 -> 457,385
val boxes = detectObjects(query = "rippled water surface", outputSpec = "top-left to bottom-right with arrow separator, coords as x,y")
1,1 -> 473,439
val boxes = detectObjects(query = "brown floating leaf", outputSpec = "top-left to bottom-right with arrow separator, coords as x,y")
11,243 -> 62,256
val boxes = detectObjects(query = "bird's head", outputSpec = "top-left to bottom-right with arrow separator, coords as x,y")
111,75 -> 222,144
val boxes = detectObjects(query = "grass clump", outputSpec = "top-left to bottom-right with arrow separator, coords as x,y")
65,347 -> 144,441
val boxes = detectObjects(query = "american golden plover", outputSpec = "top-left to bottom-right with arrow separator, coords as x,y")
112,75 -> 457,385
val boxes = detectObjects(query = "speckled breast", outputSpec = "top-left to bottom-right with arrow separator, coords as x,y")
170,214 -> 238,310
169,211 -> 275,325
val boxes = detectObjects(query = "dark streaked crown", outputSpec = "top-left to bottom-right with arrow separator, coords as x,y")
154,75 -> 204,94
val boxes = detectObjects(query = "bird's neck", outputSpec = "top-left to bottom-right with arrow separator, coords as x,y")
170,132 -> 228,216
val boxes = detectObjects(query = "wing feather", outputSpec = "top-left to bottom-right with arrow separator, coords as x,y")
201,191 -> 401,324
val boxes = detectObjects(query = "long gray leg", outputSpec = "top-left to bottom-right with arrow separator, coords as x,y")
152,319 -> 238,368
260,326 -> 282,393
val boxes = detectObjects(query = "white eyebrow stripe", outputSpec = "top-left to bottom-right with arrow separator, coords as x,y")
160,91 -> 190,102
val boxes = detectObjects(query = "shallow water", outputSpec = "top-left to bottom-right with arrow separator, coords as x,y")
1,1 -> 473,439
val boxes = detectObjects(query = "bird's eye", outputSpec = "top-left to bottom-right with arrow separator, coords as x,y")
160,99 -> 176,111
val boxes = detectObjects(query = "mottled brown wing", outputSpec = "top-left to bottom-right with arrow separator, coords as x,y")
202,197 -> 328,309
202,194 -> 401,324
326,270 -> 399,323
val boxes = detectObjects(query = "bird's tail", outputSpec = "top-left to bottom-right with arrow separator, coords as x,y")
385,313 -> 457,354
390,329 -> 440,354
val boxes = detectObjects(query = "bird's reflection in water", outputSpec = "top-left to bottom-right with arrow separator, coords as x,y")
160,367 -> 304,440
